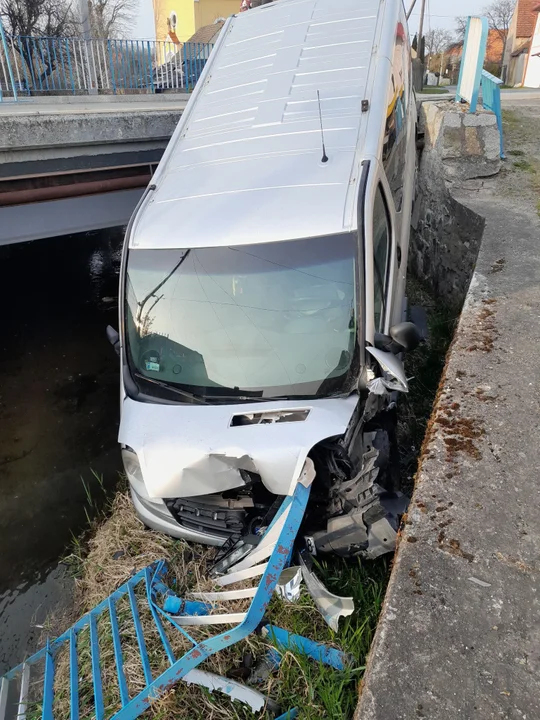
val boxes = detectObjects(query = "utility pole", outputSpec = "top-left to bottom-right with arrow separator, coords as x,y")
412,0 -> 427,92
417,0 -> 427,56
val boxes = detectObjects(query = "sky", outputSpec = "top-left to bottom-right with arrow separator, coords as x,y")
133,0 -> 157,40
133,0 -> 489,43
407,0 -> 487,38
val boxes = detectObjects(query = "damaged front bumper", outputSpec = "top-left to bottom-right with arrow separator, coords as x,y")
120,389 -> 409,557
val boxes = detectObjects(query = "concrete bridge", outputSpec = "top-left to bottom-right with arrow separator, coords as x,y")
0,94 -> 186,245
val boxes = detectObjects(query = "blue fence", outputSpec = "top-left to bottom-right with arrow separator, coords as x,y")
481,69 -> 505,159
0,31 -> 213,99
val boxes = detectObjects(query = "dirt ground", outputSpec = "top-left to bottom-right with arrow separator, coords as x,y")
498,104 -> 540,215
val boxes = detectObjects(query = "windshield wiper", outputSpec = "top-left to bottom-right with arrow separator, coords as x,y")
134,372 -> 208,405
201,391 -> 352,403
201,394 -> 269,403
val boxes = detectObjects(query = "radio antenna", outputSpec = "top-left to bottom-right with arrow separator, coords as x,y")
317,90 -> 328,163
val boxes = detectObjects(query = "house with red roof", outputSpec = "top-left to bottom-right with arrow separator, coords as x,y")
503,0 -> 539,84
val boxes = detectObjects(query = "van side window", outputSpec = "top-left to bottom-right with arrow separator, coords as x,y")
382,21 -> 409,212
373,186 -> 391,332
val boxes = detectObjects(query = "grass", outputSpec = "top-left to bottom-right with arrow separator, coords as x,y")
513,159 -> 537,173
418,87 -> 449,95
502,109 -> 540,214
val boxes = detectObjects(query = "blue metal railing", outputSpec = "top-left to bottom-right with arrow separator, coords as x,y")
0,464 -> 339,720
0,34 -> 214,98
481,69 -> 506,159
0,18 -> 17,101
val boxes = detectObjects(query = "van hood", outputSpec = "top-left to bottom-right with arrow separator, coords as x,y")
119,395 -> 359,498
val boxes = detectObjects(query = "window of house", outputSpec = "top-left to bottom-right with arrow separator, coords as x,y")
373,186 -> 391,332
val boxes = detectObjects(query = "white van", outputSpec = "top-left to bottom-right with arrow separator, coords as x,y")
109,0 -> 420,559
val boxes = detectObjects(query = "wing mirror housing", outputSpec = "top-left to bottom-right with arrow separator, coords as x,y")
374,322 -> 422,355
106,325 -> 121,356
390,322 -> 422,352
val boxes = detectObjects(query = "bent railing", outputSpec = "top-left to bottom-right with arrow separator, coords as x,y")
481,69 -> 505,159
0,34 -> 214,98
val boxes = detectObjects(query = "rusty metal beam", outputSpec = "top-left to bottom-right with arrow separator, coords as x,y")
0,175 -> 150,207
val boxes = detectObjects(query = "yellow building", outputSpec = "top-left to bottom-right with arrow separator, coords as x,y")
153,0 -> 239,44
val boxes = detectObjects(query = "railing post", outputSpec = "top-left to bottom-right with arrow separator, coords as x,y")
146,41 -> 154,94
65,38 -> 75,94
0,18 -> 18,101
480,69 -> 506,160
108,39 -> 116,94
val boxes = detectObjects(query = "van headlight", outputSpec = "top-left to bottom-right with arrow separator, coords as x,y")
122,447 -> 144,486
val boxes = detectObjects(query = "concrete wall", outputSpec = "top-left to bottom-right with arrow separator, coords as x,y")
0,110 -> 181,169
409,101 -> 501,306
0,99 -> 186,242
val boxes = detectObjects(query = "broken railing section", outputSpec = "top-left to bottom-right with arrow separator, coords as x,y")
0,459 -> 355,720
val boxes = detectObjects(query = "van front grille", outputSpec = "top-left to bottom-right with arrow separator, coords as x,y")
164,495 -> 250,540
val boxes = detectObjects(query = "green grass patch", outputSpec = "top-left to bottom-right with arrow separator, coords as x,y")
513,159 -> 536,173
507,149 -> 525,157
502,109 -> 519,125
418,88 -> 449,94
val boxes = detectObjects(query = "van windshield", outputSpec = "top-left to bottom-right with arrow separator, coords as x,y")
125,234 -> 358,401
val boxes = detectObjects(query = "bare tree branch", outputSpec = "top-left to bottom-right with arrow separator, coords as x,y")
455,16 -> 468,39
424,28 -> 454,57
483,0 -> 513,56
88,0 -> 138,38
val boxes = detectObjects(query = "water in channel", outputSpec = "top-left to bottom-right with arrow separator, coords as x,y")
0,228 -> 124,673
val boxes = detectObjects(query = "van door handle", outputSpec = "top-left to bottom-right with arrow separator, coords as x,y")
397,246 -> 402,267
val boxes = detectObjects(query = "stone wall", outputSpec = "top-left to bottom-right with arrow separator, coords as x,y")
409,101 -> 500,306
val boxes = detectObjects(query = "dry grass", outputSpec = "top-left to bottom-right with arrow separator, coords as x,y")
44,489 -> 389,720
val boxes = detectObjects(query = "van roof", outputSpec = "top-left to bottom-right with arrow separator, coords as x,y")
131,0 -> 382,250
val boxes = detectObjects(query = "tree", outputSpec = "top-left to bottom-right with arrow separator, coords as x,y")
483,0 -> 513,68
424,28 -> 454,58
0,0 -> 76,37
0,0 -> 78,85
87,0 -> 138,39
455,16 -> 467,39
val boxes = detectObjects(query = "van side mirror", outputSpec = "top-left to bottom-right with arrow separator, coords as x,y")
106,325 -> 120,356
389,322 -> 422,352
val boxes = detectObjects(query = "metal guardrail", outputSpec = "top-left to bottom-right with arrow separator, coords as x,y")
0,31 -> 213,99
481,69 -> 506,159
0,462 -> 337,720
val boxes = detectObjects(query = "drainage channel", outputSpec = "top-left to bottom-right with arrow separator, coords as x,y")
0,229 -> 123,675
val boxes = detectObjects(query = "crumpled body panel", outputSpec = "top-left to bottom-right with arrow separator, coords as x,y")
119,395 -> 359,498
